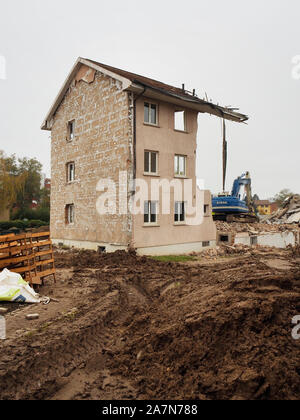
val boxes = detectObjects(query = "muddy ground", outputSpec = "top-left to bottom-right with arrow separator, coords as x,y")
0,246 -> 300,400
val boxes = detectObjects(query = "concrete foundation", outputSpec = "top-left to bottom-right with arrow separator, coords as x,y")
136,240 -> 217,256
52,238 -> 128,253
234,231 -> 299,248
52,238 -> 216,256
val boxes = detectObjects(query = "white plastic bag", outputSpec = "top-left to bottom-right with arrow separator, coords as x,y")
0,269 -> 40,304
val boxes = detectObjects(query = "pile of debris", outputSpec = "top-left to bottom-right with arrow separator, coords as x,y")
268,195 -> 300,225
215,220 -> 297,234
197,244 -> 251,258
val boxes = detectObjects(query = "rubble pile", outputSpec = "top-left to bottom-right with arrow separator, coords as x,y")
215,221 -> 297,234
268,195 -> 300,225
198,244 -> 252,258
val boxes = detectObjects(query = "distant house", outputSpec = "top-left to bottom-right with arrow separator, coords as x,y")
30,200 -> 38,210
41,57 -> 247,255
44,178 -> 51,190
255,200 -> 278,215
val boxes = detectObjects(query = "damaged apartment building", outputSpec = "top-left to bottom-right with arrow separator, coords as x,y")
41,57 -> 247,255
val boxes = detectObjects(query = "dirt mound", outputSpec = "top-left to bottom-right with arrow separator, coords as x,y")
105,262 -> 300,400
54,249 -> 147,269
1,248 -> 300,400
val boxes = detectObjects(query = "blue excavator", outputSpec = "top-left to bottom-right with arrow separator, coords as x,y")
212,172 -> 258,222
212,120 -> 258,222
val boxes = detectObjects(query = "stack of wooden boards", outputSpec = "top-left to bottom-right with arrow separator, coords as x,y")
0,232 -> 56,287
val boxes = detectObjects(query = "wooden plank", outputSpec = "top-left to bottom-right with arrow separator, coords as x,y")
13,264 -> 37,274
35,249 -> 53,258
36,258 -> 54,267
0,254 -> 33,268
0,241 -> 18,249
31,231 -> 50,238
30,276 -> 43,285
38,268 -> 56,279
0,234 -> 16,242
0,243 -> 36,256
0,233 -> 30,242
32,240 -> 52,248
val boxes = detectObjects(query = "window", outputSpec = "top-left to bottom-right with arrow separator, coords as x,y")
65,204 -> 75,224
219,235 -> 229,243
67,162 -> 75,182
204,204 -> 209,215
174,202 -> 185,223
202,241 -> 210,248
144,102 -> 157,125
144,151 -> 158,175
174,155 -> 186,177
144,201 -> 157,224
174,110 -> 186,131
250,236 -> 258,246
67,120 -> 75,141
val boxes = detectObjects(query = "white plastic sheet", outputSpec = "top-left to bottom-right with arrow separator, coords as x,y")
0,269 -> 40,304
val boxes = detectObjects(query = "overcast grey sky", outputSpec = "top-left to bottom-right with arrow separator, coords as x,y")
0,0 -> 299,198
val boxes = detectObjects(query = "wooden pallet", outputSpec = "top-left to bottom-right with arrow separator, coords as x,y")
0,232 -> 56,287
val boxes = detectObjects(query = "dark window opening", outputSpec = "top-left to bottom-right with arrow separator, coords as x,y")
67,162 -> 75,182
98,246 -> 106,253
144,151 -> 158,174
144,201 -> 157,224
67,120 -> 75,141
251,236 -> 258,246
175,202 -> 185,223
65,204 -> 75,224
144,102 -> 157,125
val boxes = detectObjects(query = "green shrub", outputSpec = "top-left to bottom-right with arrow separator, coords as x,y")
11,207 -> 50,222
0,220 -> 49,231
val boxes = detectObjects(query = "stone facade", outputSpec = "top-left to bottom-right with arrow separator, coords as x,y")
50,66 -> 134,249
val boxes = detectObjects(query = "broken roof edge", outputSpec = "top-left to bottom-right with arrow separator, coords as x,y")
129,83 -> 248,123
41,57 -> 248,130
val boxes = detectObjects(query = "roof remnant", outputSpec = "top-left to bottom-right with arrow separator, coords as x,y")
267,195 -> 300,225
41,57 -> 249,130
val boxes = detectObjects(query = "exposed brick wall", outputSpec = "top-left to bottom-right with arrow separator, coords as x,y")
50,69 -> 133,246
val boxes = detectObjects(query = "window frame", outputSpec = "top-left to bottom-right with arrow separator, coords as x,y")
174,201 -> 186,224
174,110 -> 187,132
67,120 -> 75,142
174,154 -> 187,177
144,150 -> 159,176
144,102 -> 158,126
65,204 -> 75,225
66,162 -> 75,183
204,204 -> 210,216
144,201 -> 158,225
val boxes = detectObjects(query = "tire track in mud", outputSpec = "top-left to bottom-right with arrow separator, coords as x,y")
0,279 -> 144,400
